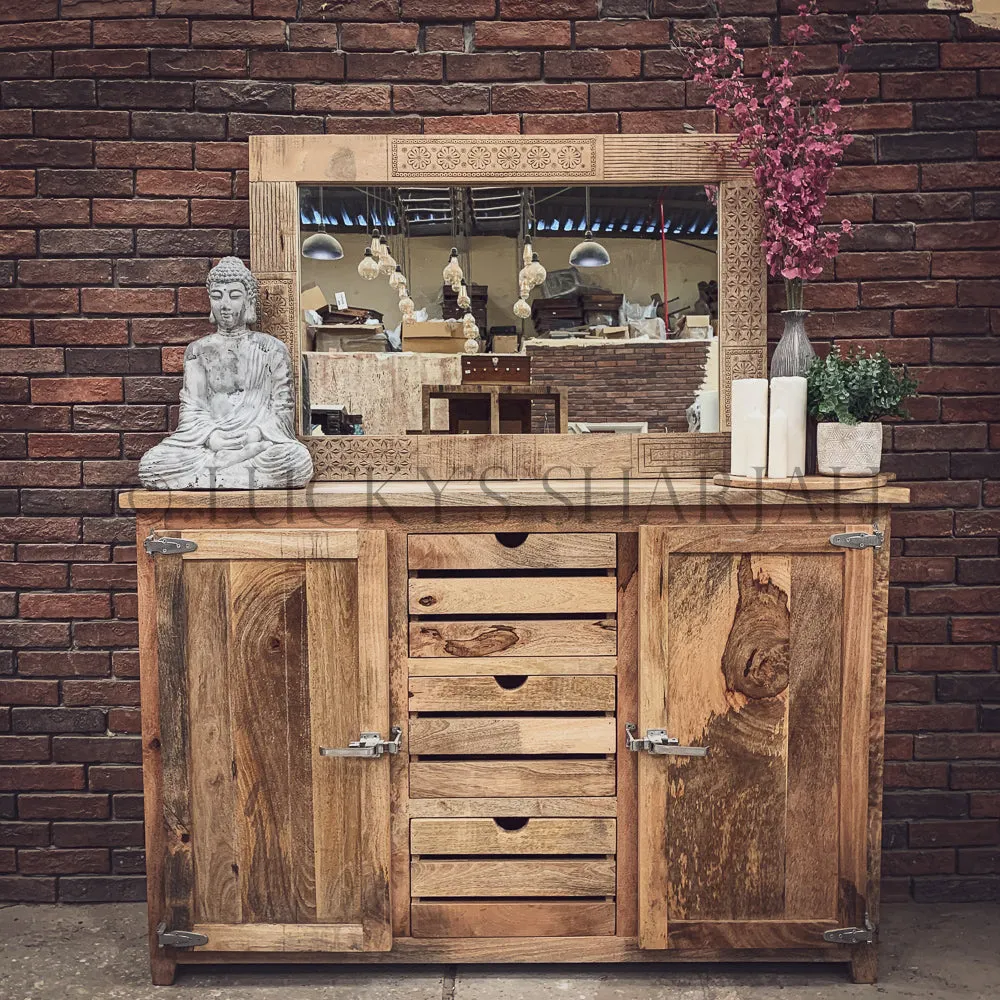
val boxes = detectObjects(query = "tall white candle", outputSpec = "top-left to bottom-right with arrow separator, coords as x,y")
768,408 -> 788,479
730,378 -> 769,476
769,376 -> 807,477
699,390 -> 720,433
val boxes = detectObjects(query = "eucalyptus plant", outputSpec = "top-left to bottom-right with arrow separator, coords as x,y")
806,347 -> 918,425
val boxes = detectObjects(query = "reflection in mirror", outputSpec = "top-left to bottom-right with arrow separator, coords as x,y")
298,184 -> 719,437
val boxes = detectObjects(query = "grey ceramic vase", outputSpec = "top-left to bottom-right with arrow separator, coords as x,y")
770,309 -> 817,378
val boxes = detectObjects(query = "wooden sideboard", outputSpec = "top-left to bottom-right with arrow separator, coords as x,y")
124,478 -> 908,986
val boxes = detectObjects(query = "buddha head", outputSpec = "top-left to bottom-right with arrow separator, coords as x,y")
207,256 -> 259,334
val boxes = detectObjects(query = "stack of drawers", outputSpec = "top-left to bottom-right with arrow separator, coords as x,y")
406,531 -> 620,938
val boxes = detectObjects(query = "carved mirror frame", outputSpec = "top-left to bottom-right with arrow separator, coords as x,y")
249,134 -> 766,482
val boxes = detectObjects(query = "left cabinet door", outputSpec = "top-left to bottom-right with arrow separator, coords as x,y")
153,529 -> 391,954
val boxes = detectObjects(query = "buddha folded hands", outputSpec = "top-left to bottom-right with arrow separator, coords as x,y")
138,257 -> 313,491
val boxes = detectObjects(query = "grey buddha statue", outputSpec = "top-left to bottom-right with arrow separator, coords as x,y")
138,257 -> 313,490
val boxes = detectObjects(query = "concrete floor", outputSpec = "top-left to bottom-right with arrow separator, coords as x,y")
0,903 -> 997,1000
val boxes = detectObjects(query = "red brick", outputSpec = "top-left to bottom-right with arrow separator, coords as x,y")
20,593 -> 111,620
621,109 -> 715,132
491,83 -> 587,113
0,877 -> 56,902
971,794 -> 1000,818
0,199 -> 91,227
63,680 -> 140,707
881,71 -> 977,101
0,765 -> 84,791
882,849 -> 955,877
251,51 -> 345,80
95,141 -> 192,169
135,169 -> 231,198
544,50 -> 641,79
81,288 -> 176,316
54,49 -> 149,78
28,434 -> 120,459
831,165 -> 919,194
923,161 -> 1000,191
18,260 -> 113,287
392,85 -> 489,114
294,84 -> 391,113
447,52 -> 541,82
151,48 -> 247,79
17,794 -> 109,820
88,766 -> 143,792
4,20 -> 91,47
31,378 -> 122,405
0,349 -> 64,374
525,112 -> 621,134
403,0 -> 495,14
424,24 -> 464,50
886,705 -> 978,732
500,0 -> 598,15
92,199 -> 189,227
422,115 -> 521,134
941,42 -> 1000,69
348,53 -> 442,81
18,848 -> 109,875
918,223 -> 1000,250
34,321 -> 129,347
475,21 -> 571,49
94,17 -> 189,47
836,252 -> 931,280
0,680 -> 58,707
18,653 -> 109,679
192,19 -> 287,47
341,22 -> 419,50
592,81 -> 685,110
0,232 -> 37,257
0,170 -> 35,197
576,19 -> 671,47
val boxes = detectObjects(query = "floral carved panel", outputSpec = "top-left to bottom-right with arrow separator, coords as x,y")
389,137 -> 601,181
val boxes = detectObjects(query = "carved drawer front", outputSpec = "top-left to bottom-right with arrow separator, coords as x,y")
408,675 -> 615,713
407,532 -> 617,571
411,859 -> 616,898
411,817 -> 616,855
409,901 -> 615,938
409,759 -> 616,798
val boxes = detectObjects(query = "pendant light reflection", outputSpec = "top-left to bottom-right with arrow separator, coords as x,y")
302,186 -> 344,261
569,188 -> 610,268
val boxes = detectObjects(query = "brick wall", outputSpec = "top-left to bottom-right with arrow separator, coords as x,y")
0,0 -> 997,905
527,340 -> 711,432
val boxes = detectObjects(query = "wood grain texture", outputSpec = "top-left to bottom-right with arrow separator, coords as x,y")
155,549 -> 195,936
407,797 -> 617,818
410,818 -> 616,856
785,555 -> 841,919
229,560 -> 314,925
123,478 -> 910,509
408,675 -> 615,713
249,181 -> 298,272
411,902 -> 615,938
667,920 -> 839,950
409,619 -> 617,658
306,558 -> 361,925
192,923 -> 364,953
411,860 -> 616,898
409,716 -> 616,756
408,575 -> 618,616
407,533 -> 617,571
615,533 -> 639,939
187,561 -> 240,925
713,473 -> 894,492
407,656 -> 616,676
179,530 -> 359,561
409,759 -> 616,799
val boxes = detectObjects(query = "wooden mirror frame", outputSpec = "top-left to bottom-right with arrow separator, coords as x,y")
249,134 -> 766,481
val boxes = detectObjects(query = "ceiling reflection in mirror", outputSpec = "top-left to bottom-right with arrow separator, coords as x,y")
299,184 -> 719,438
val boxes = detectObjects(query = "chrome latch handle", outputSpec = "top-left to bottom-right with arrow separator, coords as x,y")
319,726 -> 402,758
625,723 -> 708,757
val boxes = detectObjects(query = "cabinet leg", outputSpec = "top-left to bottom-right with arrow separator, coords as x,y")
850,944 -> 878,984
150,951 -> 177,986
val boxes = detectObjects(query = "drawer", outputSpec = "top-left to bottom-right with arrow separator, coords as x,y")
408,533 -> 616,571
410,759 -> 616,798
411,859 -> 616,897
409,716 -> 616,756
408,675 -> 615,713
411,817 -> 616,855
410,900 -> 615,938
408,575 -> 617,616
409,618 -> 617,658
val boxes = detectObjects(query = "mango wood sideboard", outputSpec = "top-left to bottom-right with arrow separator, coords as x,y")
123,478 -> 909,986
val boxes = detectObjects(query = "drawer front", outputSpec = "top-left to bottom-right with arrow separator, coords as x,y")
410,900 -> 615,938
409,618 -> 617,658
408,675 -> 615,713
409,759 -> 616,798
411,817 -> 616,855
411,859 -> 616,898
409,715 -> 616,756
408,575 -> 617,616
408,532 -> 617,571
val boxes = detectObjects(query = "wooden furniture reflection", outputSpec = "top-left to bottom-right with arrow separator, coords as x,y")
421,383 -> 569,435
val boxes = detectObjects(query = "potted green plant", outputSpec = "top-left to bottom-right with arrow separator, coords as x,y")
806,347 -> 918,476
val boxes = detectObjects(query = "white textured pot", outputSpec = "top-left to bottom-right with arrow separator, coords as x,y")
816,421 -> 883,477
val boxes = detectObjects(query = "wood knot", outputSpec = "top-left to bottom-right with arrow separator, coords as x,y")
418,595 -> 436,607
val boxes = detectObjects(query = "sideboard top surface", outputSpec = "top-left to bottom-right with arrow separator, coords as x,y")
121,477 -> 909,510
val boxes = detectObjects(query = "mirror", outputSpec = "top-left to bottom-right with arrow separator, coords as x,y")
298,184 -> 719,438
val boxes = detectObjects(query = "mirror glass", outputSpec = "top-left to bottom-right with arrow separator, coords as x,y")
299,184 -> 719,437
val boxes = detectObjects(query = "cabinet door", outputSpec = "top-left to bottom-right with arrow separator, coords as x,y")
154,529 -> 391,953
637,524 -> 873,950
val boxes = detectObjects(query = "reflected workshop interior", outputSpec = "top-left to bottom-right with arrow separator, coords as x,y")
299,184 -> 720,437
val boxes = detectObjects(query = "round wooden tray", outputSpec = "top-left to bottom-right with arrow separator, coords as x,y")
713,472 -> 896,491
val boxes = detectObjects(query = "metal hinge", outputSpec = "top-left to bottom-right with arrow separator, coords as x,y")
156,922 -> 209,949
319,726 -> 402,758
144,533 -> 197,556
823,914 -> 875,945
830,523 -> 883,550
625,723 -> 708,757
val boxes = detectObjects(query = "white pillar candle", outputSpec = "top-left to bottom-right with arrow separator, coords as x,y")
768,408 -> 788,479
730,378 -> 769,477
769,376 -> 807,477
699,389 -> 720,433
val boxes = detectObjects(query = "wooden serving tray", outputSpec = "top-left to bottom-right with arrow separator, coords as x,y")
713,472 -> 896,491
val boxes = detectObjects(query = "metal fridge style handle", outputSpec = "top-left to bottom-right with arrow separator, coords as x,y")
319,727 -> 402,759
625,722 -> 709,758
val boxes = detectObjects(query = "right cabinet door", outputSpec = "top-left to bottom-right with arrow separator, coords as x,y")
637,524 -> 874,950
